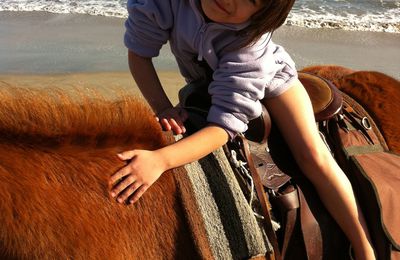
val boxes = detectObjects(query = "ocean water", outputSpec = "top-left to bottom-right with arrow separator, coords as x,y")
0,0 -> 399,33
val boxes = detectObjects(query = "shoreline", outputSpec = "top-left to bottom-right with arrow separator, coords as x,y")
1,10 -> 399,81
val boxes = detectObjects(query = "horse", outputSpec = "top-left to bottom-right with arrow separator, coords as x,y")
0,86 -> 270,260
0,65 -> 398,260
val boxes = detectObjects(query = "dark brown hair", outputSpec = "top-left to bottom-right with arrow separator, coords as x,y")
239,0 -> 296,46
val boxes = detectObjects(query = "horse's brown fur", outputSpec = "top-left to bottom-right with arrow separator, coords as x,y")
302,66 -> 400,154
301,65 -> 355,85
0,87 -> 199,259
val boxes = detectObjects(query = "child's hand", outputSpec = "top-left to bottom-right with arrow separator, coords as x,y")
156,106 -> 188,135
109,150 -> 167,204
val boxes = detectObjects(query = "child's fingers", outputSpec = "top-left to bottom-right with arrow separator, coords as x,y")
169,118 -> 186,135
116,181 -> 142,203
169,118 -> 181,134
160,118 -> 172,131
117,150 -> 136,161
109,163 -> 133,185
110,174 -> 136,198
129,185 -> 149,204
159,116 -> 186,134
179,125 -> 186,134
172,125 -> 186,135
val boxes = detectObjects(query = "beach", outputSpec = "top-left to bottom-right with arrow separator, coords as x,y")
1,11 -> 399,104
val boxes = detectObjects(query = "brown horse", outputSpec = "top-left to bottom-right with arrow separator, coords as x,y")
0,87 -> 270,260
0,66 -> 398,260
301,65 -> 400,154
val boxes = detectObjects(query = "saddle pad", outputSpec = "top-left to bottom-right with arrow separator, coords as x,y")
173,135 -> 272,259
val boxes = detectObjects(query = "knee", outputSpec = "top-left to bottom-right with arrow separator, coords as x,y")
294,144 -> 335,182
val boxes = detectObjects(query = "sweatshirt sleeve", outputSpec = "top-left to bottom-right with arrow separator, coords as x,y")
207,35 -> 297,135
264,42 -> 298,98
124,0 -> 173,57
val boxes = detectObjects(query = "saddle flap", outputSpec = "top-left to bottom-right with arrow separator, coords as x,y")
326,93 -> 400,257
248,141 -> 291,190
350,152 -> 400,250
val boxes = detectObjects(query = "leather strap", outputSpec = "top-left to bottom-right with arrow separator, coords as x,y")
298,188 -> 323,260
239,135 -> 282,260
282,208 -> 297,259
272,187 -> 299,212
272,188 -> 299,259
276,187 -> 323,260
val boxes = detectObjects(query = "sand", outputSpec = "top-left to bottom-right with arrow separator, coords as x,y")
0,10 -> 399,106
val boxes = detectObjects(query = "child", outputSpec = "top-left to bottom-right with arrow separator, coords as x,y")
109,0 -> 375,259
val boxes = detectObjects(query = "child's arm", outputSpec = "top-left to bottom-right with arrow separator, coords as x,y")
109,124 -> 229,204
128,50 -> 187,134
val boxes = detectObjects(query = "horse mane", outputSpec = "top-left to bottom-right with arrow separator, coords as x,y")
0,87 -> 166,150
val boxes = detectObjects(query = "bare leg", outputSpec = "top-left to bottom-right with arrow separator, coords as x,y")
262,80 -> 376,260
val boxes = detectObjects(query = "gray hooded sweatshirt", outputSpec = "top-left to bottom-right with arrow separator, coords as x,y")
124,0 -> 297,136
